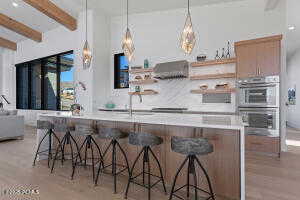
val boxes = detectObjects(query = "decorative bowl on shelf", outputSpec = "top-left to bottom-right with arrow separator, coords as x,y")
199,84 -> 208,90
105,102 -> 116,109
215,83 -> 229,90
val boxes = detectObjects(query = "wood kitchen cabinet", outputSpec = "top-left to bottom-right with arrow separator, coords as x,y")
235,35 -> 282,78
245,135 -> 280,155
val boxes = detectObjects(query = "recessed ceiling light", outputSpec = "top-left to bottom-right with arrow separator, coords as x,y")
12,2 -> 18,7
289,26 -> 295,30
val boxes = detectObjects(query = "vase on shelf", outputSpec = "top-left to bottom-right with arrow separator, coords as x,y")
144,59 -> 149,68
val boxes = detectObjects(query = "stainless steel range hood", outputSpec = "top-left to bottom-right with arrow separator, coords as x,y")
153,60 -> 189,79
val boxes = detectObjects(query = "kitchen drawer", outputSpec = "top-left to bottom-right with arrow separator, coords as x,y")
245,135 -> 280,154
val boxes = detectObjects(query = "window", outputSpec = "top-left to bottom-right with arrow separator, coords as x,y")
16,51 -> 74,111
114,53 -> 129,89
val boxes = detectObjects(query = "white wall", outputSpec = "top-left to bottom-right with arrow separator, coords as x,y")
287,48 -> 300,128
0,48 -> 3,95
0,10 -> 111,125
109,0 -> 286,111
92,12 -> 111,111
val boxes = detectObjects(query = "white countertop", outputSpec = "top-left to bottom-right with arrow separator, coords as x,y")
39,111 -> 245,130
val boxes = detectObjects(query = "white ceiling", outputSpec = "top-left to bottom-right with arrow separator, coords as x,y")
0,0 -> 242,43
1,0 -> 297,58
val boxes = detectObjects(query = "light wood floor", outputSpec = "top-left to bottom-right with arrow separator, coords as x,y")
0,126 -> 300,200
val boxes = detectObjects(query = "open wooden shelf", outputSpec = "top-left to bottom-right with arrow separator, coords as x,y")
191,58 -> 236,67
129,79 -> 158,85
129,68 -> 154,74
190,73 -> 236,80
191,88 -> 236,94
128,90 -> 158,95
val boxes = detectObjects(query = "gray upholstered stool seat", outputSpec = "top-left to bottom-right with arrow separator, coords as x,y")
129,132 -> 163,147
95,127 -> 130,193
53,124 -> 75,132
97,127 -> 128,140
171,136 -> 213,156
71,123 -> 104,183
125,132 -> 167,200
37,120 -> 54,130
74,124 -> 97,135
51,123 -> 81,173
169,136 -> 215,200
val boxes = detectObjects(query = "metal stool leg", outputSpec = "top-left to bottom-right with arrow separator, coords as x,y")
60,135 -> 67,165
191,156 -> 198,200
169,156 -> 189,200
194,156 -> 215,200
146,147 -> 151,200
149,147 -> 167,194
112,140 -> 117,193
48,130 -> 53,168
90,137 -> 104,183
51,134 -> 67,173
124,147 -> 145,199
95,140 -> 113,186
69,134 -> 82,163
187,156 -> 191,199
33,130 -> 50,166
116,141 -> 130,175
71,137 -> 88,180
90,140 -> 95,181
90,137 -> 104,170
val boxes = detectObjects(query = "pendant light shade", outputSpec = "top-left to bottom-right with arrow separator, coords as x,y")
122,0 -> 135,62
122,28 -> 135,62
83,0 -> 92,69
180,0 -> 196,54
83,40 -> 92,69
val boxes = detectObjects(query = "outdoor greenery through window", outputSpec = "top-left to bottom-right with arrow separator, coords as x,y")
16,51 -> 75,111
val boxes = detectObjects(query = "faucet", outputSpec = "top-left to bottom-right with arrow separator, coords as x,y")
129,93 -> 143,117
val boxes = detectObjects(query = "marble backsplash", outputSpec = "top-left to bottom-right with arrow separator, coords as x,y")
109,63 -> 237,113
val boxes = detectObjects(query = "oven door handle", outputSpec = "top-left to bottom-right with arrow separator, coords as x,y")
239,83 -> 277,88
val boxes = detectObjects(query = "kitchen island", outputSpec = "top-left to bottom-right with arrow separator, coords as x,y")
37,111 -> 245,200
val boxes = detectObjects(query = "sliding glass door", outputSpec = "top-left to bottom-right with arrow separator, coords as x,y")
16,51 -> 74,111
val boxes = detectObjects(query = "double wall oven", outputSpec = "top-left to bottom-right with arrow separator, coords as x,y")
238,76 -> 280,137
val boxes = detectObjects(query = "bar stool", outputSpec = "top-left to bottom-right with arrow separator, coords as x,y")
94,127 -> 130,193
50,123 -> 82,173
169,136 -> 215,200
125,132 -> 167,200
33,120 -> 62,168
71,124 -> 104,182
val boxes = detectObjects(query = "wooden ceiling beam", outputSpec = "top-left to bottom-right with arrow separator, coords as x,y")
23,0 -> 77,31
0,37 -> 17,51
0,13 -> 42,42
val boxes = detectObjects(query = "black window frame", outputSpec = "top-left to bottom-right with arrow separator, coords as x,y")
114,53 -> 129,89
16,50 -> 74,111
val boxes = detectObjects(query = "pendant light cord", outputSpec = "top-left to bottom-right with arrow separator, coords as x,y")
127,0 -> 129,29
86,0 -> 88,41
188,0 -> 190,14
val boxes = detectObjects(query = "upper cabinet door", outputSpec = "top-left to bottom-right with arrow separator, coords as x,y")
256,41 -> 281,77
235,44 -> 257,78
235,35 -> 282,79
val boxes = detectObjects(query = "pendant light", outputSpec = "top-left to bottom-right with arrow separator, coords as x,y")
122,0 -> 135,62
180,0 -> 196,54
83,0 -> 92,69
